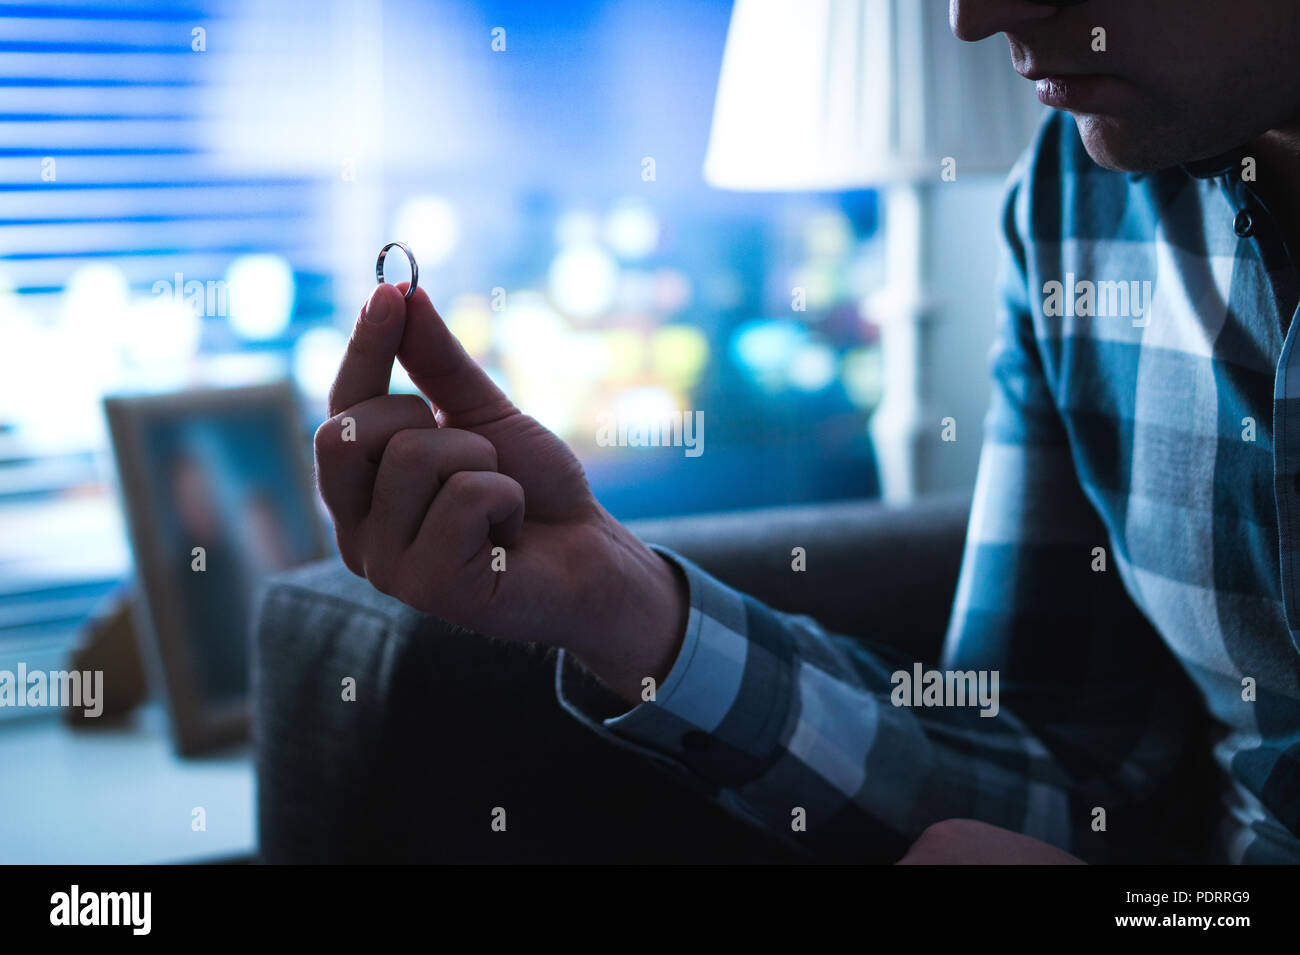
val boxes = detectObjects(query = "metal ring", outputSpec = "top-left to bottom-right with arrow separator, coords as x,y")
376,241 -> 418,299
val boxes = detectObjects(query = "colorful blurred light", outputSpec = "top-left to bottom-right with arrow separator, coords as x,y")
194,352 -> 287,387
616,269 -> 657,312
515,384 -> 578,439
493,291 -> 593,433
63,263 -> 129,328
444,293 -> 493,357
292,325 -> 348,400
650,325 -> 709,389
554,209 -> 601,247
791,263 -> 838,311
548,245 -> 619,319
610,385 -> 680,436
495,291 -> 568,357
787,341 -> 836,391
394,194 -> 460,267
600,328 -> 646,380
0,311 -> 85,450
652,268 -> 692,313
563,331 -> 612,382
604,199 -> 660,259
842,346 -> 884,409
121,294 -> 201,370
225,254 -> 295,340
804,209 -> 853,260
730,318 -> 807,387
67,266 -> 128,378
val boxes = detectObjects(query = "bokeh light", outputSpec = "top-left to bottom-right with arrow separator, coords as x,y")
652,268 -> 692,313
548,245 -> 619,320
495,290 -> 568,358
604,199 -> 659,259
444,293 -> 494,357
121,294 -> 202,372
730,318 -> 808,389
63,263 -> 129,328
393,194 -> 460,267
616,269 -> 657,312
842,346 -> 884,408
791,262 -> 838,311
600,328 -> 646,380
610,385 -> 680,436
292,325 -> 348,400
554,209 -> 601,247
0,307 -> 78,450
37,265 -> 131,448
804,208 -> 853,260
787,341 -> 836,391
650,325 -> 709,390
225,254 -> 296,340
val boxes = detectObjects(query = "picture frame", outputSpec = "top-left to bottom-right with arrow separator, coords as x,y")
104,382 -> 327,755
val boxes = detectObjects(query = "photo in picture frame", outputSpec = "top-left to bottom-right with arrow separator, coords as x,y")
104,382 -> 327,755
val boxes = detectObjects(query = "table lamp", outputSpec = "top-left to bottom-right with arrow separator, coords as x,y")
703,0 -> 1044,500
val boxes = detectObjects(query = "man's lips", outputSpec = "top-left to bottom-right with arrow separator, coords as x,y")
1017,70 -> 1119,111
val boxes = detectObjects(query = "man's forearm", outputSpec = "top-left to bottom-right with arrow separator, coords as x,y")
569,514 -> 689,704
555,545 -> 1205,863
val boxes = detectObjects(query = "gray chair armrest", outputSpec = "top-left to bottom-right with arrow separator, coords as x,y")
254,493 -> 970,862
628,491 -> 971,661
255,558 -> 798,863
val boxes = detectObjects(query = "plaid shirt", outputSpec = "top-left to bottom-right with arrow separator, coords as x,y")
558,111 -> 1300,864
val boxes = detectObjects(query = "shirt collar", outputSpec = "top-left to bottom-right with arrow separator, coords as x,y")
1124,146 -> 1248,183
1180,145 -> 1249,180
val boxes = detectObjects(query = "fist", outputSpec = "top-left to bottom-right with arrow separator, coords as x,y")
312,282 -> 685,691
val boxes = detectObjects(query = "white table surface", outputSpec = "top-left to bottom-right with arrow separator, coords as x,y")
0,703 -> 255,864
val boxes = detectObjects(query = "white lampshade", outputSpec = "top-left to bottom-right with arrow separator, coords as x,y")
703,0 -> 1044,190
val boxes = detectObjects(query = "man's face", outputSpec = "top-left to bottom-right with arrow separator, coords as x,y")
951,0 -> 1300,170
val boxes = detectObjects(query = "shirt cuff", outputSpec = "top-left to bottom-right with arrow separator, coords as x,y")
555,544 -> 794,789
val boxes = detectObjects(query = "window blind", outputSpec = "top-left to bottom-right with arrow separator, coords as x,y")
0,0 -> 331,702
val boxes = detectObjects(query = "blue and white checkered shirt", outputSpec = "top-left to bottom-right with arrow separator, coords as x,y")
559,111 -> 1300,864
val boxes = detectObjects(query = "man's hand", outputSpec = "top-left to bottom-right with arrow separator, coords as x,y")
896,819 -> 1086,865
314,283 -> 687,701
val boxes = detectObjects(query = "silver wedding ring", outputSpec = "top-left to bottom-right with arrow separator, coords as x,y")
376,241 -> 418,299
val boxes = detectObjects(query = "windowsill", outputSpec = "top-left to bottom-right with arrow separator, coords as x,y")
0,703 -> 254,864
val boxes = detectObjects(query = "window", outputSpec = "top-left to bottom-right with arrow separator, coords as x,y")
0,0 -> 885,702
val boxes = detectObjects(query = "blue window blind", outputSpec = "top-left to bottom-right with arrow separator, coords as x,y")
0,0 -> 331,701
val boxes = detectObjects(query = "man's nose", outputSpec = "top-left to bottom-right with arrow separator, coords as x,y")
949,0 -> 1060,43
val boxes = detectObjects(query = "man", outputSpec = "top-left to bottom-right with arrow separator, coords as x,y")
314,0 -> 1300,863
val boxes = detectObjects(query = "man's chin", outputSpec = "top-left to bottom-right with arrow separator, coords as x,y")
1071,114 -> 1179,172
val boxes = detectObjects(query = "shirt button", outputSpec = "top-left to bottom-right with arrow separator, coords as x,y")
681,730 -> 710,752
1234,209 -> 1255,237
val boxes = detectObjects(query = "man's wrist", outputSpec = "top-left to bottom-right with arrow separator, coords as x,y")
569,514 -> 688,704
